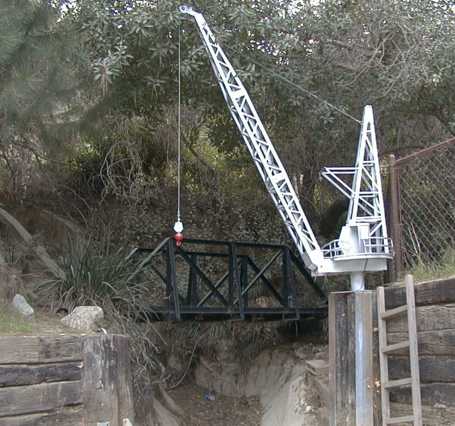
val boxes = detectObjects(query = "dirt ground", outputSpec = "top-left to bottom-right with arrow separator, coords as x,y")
169,382 -> 262,426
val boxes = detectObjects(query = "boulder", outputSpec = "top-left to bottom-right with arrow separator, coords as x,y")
61,306 -> 104,331
11,294 -> 34,319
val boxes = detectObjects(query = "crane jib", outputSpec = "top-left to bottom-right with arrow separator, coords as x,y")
180,5 -> 392,280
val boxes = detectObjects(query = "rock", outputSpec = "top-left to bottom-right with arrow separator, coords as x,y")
61,306 -> 104,331
11,294 -> 34,319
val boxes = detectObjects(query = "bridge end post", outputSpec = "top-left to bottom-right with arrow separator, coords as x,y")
166,239 -> 181,321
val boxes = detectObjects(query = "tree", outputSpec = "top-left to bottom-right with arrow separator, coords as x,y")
0,0 -> 88,199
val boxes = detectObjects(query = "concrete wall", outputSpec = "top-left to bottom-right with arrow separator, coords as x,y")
0,334 -> 134,426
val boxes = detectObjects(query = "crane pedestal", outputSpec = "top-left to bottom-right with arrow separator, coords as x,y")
350,272 -> 365,292
329,290 -> 378,426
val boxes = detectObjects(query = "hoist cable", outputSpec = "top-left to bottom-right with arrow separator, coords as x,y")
182,12 -> 361,125
224,44 -> 361,125
177,22 -> 182,223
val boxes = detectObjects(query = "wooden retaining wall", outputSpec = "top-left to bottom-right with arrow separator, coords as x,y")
329,277 -> 455,425
0,334 -> 134,426
385,277 -> 455,417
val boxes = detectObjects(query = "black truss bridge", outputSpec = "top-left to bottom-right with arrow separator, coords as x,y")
129,238 -> 328,321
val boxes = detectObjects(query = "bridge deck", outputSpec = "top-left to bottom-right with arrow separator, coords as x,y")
146,306 -> 327,321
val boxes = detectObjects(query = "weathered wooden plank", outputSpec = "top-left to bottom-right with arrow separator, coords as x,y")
388,329 -> 455,356
390,356 -> 455,383
391,402 -> 455,425
387,304 -> 455,333
0,406 -> 84,426
0,381 -> 82,417
0,336 -> 83,364
329,291 -> 356,426
0,363 -> 82,387
113,335 -> 135,424
82,334 -> 134,426
390,383 -> 455,407
385,278 -> 455,309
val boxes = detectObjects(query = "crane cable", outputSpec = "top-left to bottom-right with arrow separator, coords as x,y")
182,15 -> 361,125
224,44 -> 361,125
174,22 -> 184,246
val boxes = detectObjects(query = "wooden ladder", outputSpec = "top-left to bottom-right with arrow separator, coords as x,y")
377,274 -> 422,426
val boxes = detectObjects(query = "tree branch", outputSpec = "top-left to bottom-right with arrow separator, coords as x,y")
0,206 -> 66,280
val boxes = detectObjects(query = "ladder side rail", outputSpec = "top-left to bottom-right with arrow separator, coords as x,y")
186,10 -> 322,270
377,286 -> 391,425
405,275 -> 423,426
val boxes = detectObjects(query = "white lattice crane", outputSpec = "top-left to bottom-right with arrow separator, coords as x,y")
180,5 -> 392,291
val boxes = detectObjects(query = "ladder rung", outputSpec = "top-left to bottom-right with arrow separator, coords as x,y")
385,415 -> 415,424
382,340 -> 410,354
381,304 -> 408,320
384,377 -> 412,389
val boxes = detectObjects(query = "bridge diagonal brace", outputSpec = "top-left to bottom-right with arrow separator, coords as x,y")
178,249 -> 229,306
246,256 -> 285,306
240,250 -> 281,297
197,270 -> 230,307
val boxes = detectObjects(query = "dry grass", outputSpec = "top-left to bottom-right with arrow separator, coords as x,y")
410,247 -> 455,282
0,302 -> 89,336
0,303 -> 32,334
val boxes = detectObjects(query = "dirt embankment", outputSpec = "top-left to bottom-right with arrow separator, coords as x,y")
158,340 -> 328,426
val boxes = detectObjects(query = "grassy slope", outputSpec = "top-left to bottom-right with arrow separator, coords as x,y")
0,304 -> 33,334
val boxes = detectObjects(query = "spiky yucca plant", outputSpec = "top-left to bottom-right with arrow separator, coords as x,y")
38,236 -> 167,389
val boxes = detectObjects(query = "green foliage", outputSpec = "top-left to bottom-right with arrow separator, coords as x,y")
38,236 -> 147,311
37,234 -> 167,383
2,0 -> 454,212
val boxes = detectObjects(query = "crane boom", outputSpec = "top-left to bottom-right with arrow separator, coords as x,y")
179,5 -> 323,271
180,5 -> 393,285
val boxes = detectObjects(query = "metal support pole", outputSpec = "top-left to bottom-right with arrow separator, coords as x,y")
350,272 -> 365,292
355,292 -> 374,425
350,273 -> 370,425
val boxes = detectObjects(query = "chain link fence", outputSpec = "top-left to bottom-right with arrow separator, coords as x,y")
388,138 -> 455,275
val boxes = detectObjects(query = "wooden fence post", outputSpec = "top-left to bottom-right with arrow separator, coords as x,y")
389,154 -> 403,281
82,335 -> 135,426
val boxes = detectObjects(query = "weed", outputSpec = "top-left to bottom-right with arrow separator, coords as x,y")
37,235 -> 166,390
410,247 -> 455,282
0,304 -> 32,334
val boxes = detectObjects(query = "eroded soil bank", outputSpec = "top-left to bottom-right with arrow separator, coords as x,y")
159,339 -> 328,426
